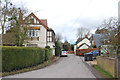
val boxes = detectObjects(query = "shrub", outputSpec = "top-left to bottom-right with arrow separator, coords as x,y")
55,41 -> 61,56
45,46 -> 50,49
2,46 -> 51,72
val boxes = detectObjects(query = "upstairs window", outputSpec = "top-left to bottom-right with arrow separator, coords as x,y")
27,30 -> 39,37
30,18 -> 34,24
47,31 -> 53,42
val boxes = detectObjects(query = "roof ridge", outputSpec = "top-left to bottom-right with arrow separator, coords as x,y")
24,12 -> 49,29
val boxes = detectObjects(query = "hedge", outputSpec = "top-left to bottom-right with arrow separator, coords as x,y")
2,46 -> 52,72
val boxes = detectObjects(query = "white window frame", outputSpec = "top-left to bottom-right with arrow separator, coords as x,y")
27,30 -> 39,37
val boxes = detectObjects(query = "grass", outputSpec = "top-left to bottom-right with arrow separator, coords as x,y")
93,65 -> 114,78
2,56 -> 58,77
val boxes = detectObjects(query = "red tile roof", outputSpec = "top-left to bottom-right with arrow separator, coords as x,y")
40,19 -> 48,26
24,12 -> 49,29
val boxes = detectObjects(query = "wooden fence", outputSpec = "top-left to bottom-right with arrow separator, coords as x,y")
76,48 -> 98,56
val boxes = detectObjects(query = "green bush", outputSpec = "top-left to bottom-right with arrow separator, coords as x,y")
2,46 -> 51,72
55,41 -> 61,56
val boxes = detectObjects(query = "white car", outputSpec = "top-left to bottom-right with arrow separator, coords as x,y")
60,51 -> 68,57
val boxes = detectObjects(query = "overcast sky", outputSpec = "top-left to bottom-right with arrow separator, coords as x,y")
12,0 -> 119,44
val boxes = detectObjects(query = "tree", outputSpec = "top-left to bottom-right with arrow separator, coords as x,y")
55,33 -> 62,56
71,44 -> 74,51
1,0 -> 13,34
95,28 -> 108,34
55,40 -> 61,56
98,17 -> 119,57
62,40 -> 70,51
8,8 -> 28,46
77,27 -> 90,38
1,1 -> 28,46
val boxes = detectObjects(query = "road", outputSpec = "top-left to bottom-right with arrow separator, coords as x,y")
5,54 -> 96,78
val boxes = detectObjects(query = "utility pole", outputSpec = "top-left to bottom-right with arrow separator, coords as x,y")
117,1 -> 120,79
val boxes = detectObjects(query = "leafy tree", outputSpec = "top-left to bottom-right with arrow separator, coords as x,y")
1,1 -> 28,46
63,40 -> 70,51
71,44 -> 74,51
55,33 -> 62,56
55,40 -> 61,56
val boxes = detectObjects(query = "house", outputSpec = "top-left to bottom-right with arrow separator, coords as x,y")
2,12 -> 55,55
90,34 -> 105,48
74,35 -> 91,54
23,12 -> 55,55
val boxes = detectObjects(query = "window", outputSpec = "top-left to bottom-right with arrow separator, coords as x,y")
30,18 -> 34,24
47,31 -> 53,42
27,30 -> 39,37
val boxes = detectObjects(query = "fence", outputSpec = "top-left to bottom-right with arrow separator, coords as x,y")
76,48 -> 97,56
97,56 -> 117,77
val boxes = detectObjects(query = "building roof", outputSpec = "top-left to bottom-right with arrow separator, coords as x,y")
40,19 -> 48,26
24,12 -> 49,29
92,34 -> 105,48
77,43 -> 90,49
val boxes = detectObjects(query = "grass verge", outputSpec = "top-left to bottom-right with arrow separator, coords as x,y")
93,65 -> 114,78
2,56 -> 59,77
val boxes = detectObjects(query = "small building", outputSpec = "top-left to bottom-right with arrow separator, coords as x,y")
74,35 -> 91,54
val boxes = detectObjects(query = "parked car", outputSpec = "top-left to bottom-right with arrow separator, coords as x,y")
60,51 -> 68,57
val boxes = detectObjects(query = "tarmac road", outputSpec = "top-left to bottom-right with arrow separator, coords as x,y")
5,54 -> 96,78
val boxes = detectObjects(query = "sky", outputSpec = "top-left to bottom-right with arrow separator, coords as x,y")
12,0 -> 120,44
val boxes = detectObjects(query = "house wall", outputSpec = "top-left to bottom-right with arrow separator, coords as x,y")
38,25 -> 47,48
74,45 -> 77,54
24,25 -> 47,48
47,42 -> 55,55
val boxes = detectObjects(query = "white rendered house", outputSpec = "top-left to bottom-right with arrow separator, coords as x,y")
23,12 -> 55,55
74,35 -> 91,54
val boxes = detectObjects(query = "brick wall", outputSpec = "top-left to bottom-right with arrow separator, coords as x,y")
97,56 -> 117,77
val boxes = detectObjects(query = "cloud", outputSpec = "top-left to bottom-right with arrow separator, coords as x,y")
12,0 -> 119,44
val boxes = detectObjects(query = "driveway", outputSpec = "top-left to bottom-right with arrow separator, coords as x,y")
5,54 -> 96,78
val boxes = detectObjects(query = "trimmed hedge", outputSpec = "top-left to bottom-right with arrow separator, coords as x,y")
2,46 -> 52,72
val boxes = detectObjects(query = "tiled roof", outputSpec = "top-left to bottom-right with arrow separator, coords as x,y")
40,19 -> 47,26
92,34 -> 105,48
24,12 -> 49,29
77,43 -> 90,49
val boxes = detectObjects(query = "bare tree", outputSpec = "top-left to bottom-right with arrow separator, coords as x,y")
77,27 -> 90,38
55,33 -> 63,41
98,17 -> 119,57
1,0 -> 13,34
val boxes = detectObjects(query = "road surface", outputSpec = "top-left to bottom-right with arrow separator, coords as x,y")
5,54 -> 96,78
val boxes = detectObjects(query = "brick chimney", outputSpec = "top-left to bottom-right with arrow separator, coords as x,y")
78,36 -> 81,41
85,34 -> 88,39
